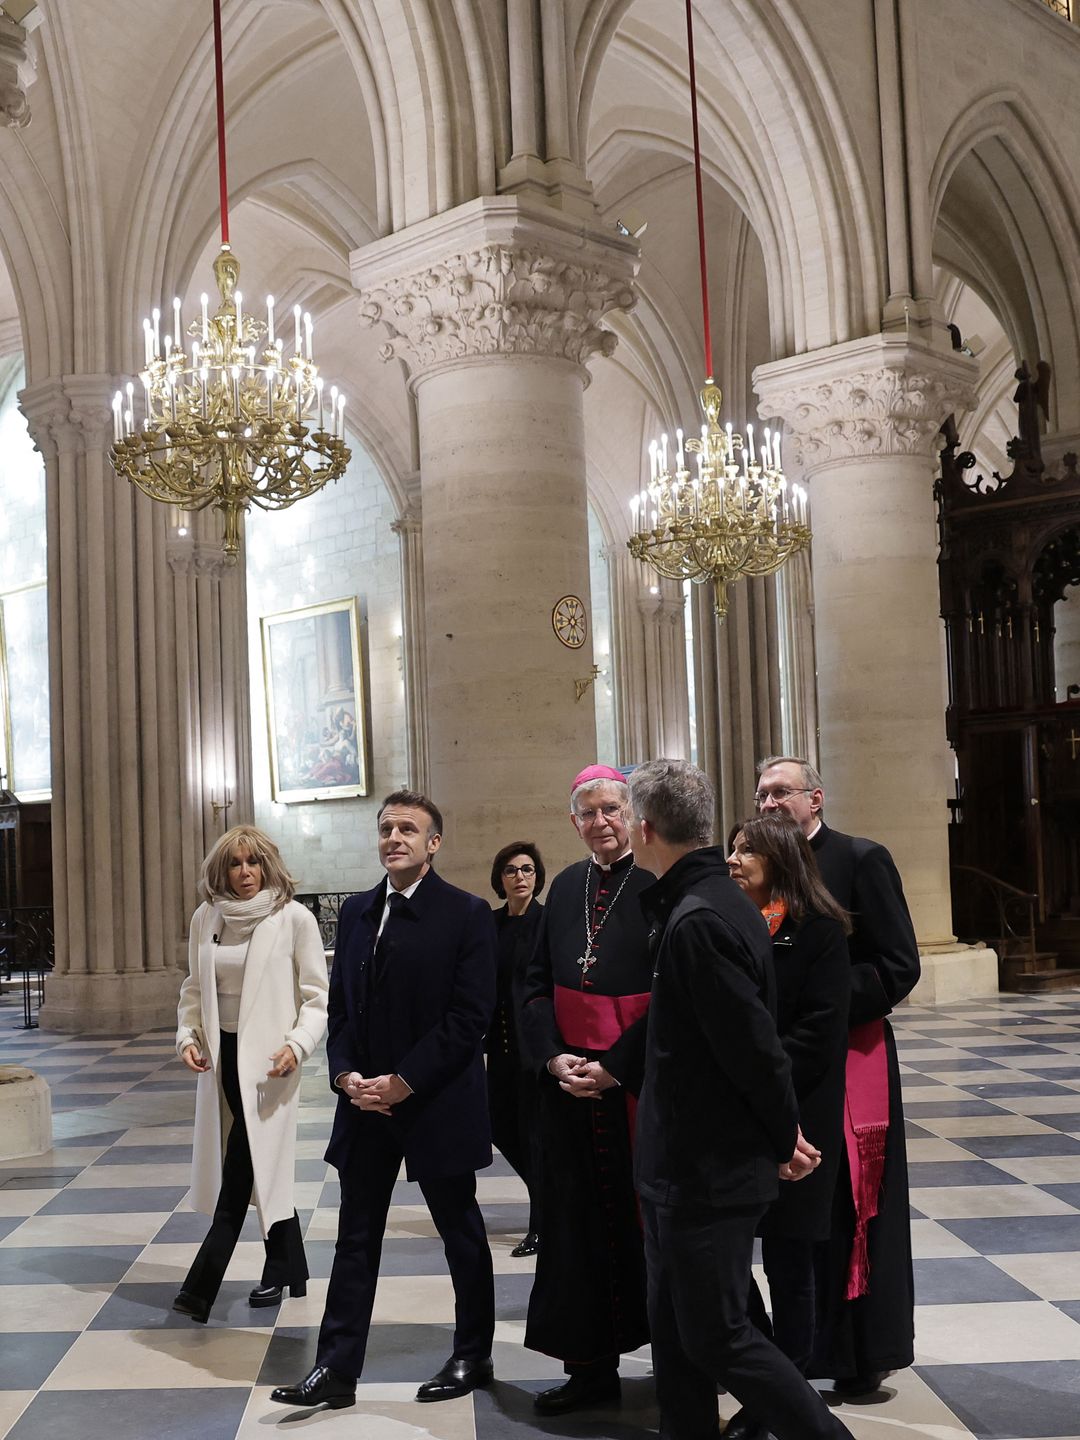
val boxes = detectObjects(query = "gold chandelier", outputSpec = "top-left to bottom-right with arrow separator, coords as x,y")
109,0 -> 350,564
627,1 -> 810,620
628,383 -> 809,620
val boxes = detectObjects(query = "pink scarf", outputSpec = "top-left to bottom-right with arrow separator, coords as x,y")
843,1019 -> 889,1299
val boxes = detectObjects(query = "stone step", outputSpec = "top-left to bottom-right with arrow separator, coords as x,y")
1011,967 -> 1080,993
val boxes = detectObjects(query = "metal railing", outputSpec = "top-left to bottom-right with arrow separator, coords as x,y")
295,892 -> 358,952
0,905 -> 55,1029
952,865 -> 1038,981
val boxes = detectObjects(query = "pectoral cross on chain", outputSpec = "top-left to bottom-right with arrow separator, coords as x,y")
577,950 -> 598,973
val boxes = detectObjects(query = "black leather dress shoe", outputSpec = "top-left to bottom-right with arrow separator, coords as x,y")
833,1371 -> 886,1397
171,1290 -> 210,1324
415,1356 -> 494,1402
510,1232 -> 539,1257
534,1372 -> 621,1414
248,1280 -> 307,1307
269,1365 -> 356,1409
722,1407 -> 769,1440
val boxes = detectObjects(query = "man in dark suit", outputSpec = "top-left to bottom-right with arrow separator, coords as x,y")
627,758 -> 852,1440
271,790 -> 498,1410
755,755 -> 920,1398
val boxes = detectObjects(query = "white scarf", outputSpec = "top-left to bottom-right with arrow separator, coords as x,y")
214,888 -> 278,940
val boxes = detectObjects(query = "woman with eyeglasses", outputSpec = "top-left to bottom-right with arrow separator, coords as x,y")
487,840 -> 546,1256
723,813 -> 851,1440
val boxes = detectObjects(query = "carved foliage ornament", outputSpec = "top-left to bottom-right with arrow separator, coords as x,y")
0,16 -> 32,130
358,245 -> 635,373
766,366 -> 978,471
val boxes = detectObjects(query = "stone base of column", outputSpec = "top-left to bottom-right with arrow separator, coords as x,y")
39,970 -> 181,1034
906,943 -> 999,1007
0,1073 -> 51,1160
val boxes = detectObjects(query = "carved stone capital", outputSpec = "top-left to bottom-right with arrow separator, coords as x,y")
0,16 -> 34,130
19,378 -> 71,459
755,335 -> 978,475
21,375 -> 124,458
352,196 -> 638,379
166,535 -> 230,579
390,500 -> 422,538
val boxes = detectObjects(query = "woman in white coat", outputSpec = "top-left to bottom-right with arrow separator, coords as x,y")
174,824 -> 328,1324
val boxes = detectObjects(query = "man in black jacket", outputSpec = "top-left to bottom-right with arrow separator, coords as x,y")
755,755 -> 919,1395
628,759 -> 853,1440
270,790 -> 497,1411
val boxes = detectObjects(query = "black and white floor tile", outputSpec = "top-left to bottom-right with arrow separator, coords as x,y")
4,988 -> 1080,1437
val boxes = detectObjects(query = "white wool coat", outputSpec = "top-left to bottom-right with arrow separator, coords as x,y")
175,898 -> 328,1236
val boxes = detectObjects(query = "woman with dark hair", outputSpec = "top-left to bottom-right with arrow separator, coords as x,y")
722,812 -> 851,1440
174,824 -> 328,1323
487,840 -> 546,1257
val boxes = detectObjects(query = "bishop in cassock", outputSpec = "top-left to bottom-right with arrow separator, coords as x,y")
521,764 -> 654,1416
754,755 -> 919,1399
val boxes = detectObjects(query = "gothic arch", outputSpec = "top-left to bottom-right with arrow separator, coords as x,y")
930,90 -> 1080,431
578,0 -> 883,354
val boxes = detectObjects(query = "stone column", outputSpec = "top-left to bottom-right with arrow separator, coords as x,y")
353,197 -> 637,890
166,516 -> 253,913
391,499 -> 431,793
608,551 -> 689,765
756,335 -> 997,1001
21,376 -> 253,1031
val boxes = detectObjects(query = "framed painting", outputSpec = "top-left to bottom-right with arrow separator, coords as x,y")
261,597 -> 369,803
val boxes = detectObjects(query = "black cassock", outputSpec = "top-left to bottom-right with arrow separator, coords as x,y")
810,821 -> 920,1380
486,899 -> 544,1229
521,850 -> 654,1366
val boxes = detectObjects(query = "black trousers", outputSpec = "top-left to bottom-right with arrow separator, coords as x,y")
747,1234 -> 818,1375
486,1052 -> 540,1233
182,1030 -> 306,1304
641,1198 -> 852,1440
317,1115 -> 495,1379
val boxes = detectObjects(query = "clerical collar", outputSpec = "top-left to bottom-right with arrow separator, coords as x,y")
806,819 -> 822,842
592,847 -> 634,875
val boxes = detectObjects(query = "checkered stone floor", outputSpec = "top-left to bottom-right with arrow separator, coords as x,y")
4,989 -> 1080,1437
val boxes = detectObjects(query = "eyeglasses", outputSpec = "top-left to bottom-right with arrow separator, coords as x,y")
502,864 -> 536,877
753,786 -> 812,809
575,803 -> 624,825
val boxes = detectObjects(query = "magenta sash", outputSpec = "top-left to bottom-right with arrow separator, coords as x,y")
554,985 -> 651,1051
843,1018 -> 890,1299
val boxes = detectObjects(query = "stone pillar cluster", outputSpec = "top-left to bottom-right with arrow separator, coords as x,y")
607,551 -> 690,766
21,377 -> 251,1031
757,334 -> 997,999
353,196 -> 638,890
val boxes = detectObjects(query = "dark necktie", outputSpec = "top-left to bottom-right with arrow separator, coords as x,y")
372,890 -> 407,986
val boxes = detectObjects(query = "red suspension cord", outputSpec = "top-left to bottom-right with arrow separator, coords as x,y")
212,0 -> 230,245
685,0 -> 712,381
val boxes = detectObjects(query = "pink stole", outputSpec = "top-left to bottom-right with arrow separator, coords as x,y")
843,1018 -> 890,1298
554,985 -> 651,1138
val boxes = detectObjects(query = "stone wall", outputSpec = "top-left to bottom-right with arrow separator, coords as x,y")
0,358 -> 49,795
245,444 -> 405,894
588,504 -> 617,765
0,361 -> 45,592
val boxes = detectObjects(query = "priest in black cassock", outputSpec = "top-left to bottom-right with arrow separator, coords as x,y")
521,763 -> 654,1416
754,756 -> 919,1400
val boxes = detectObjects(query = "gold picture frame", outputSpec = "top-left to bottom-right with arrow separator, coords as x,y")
261,597 -> 369,803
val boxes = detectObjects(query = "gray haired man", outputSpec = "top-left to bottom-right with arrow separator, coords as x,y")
628,758 -> 853,1440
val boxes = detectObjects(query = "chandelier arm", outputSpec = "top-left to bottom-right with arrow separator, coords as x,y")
685,0 -> 712,382
212,0 -> 230,246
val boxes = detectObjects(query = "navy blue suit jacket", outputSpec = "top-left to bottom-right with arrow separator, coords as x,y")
324,867 -> 497,1181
